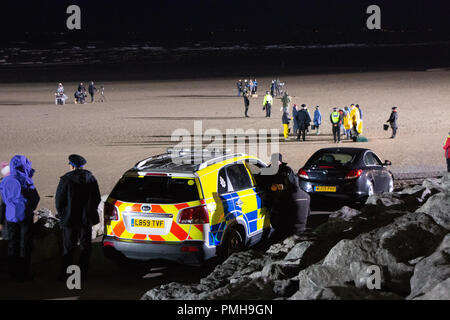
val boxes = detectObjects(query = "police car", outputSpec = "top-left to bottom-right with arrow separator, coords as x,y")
102,149 -> 271,266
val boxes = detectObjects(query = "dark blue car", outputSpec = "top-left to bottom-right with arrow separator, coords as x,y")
297,147 -> 394,203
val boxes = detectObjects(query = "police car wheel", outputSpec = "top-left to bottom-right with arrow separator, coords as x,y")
223,228 -> 244,257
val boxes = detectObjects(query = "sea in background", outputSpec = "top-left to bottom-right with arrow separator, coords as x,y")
0,31 -> 449,82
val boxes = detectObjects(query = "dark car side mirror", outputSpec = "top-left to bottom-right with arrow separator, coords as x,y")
383,160 -> 392,166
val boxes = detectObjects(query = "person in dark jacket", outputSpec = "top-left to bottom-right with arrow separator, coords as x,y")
0,155 -> 40,281
243,89 -> 250,118
386,106 -> 398,138
295,104 -> 311,141
262,153 -> 314,241
88,81 -> 97,103
55,154 -> 101,281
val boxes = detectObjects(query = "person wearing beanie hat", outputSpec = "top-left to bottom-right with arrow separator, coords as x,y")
295,104 -> 311,141
55,154 -> 101,281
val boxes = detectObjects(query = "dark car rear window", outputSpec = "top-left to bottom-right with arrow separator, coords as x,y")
308,152 -> 355,166
110,176 -> 199,204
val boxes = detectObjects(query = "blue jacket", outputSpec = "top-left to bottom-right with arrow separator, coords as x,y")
314,109 -> 322,126
0,155 -> 39,223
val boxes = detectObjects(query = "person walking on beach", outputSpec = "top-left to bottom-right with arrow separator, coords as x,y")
295,104 -> 311,141
443,132 -> 450,172
55,154 -> 101,281
88,81 -> 97,103
313,106 -> 322,135
0,155 -> 40,282
243,89 -> 250,118
263,91 -> 273,117
330,107 -> 343,143
386,106 -> 398,139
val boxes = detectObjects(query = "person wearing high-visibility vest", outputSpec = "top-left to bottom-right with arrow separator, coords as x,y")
330,107 -> 343,143
263,91 -> 273,118
443,133 -> 450,172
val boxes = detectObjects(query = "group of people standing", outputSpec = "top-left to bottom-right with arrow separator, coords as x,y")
55,81 -> 104,105
257,86 -> 399,143
236,78 -> 258,97
0,154 -> 101,283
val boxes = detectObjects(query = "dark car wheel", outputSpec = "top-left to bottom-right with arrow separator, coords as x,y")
219,227 -> 245,259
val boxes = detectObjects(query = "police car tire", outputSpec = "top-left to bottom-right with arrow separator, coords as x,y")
221,227 -> 245,258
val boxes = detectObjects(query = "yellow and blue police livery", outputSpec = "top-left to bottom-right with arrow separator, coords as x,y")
102,149 -> 271,266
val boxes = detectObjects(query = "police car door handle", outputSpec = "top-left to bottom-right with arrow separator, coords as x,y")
235,200 -> 243,207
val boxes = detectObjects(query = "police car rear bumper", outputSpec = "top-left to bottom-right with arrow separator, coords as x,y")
102,236 -> 216,266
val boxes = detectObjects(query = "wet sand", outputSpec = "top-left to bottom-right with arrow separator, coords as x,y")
0,70 -> 449,211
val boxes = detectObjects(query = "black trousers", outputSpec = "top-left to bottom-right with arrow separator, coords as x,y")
6,220 -> 33,278
61,225 -> 92,277
332,125 -> 341,142
447,158 -> 450,172
245,105 -> 249,117
270,189 -> 311,236
265,103 -> 271,117
391,126 -> 397,138
297,128 -> 306,141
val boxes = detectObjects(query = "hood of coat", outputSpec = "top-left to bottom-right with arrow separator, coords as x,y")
62,169 -> 96,185
9,155 -> 35,188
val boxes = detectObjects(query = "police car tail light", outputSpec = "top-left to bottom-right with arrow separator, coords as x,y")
345,169 -> 363,180
104,202 -> 119,221
178,205 -> 209,224
298,168 -> 309,179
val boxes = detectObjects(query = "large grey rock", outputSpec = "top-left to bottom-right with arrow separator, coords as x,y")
289,264 -> 353,300
413,278 -> 450,300
284,241 -> 315,261
323,212 -> 446,295
407,234 -> 450,299
416,192 -> 450,230
329,206 -> 362,221
365,193 -> 405,211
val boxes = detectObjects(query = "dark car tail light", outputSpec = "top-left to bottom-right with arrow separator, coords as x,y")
298,168 -> 309,179
104,201 -> 119,221
345,169 -> 363,180
178,205 -> 209,224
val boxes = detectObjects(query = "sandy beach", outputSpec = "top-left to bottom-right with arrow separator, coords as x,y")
0,70 -> 449,211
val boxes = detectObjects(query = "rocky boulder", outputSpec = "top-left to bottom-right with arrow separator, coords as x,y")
322,212 -> 446,295
408,234 -> 450,300
415,192 -> 450,230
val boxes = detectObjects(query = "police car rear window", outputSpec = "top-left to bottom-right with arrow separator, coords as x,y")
110,176 -> 199,204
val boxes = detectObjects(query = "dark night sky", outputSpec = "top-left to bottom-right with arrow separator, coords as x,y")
1,0 -> 449,43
